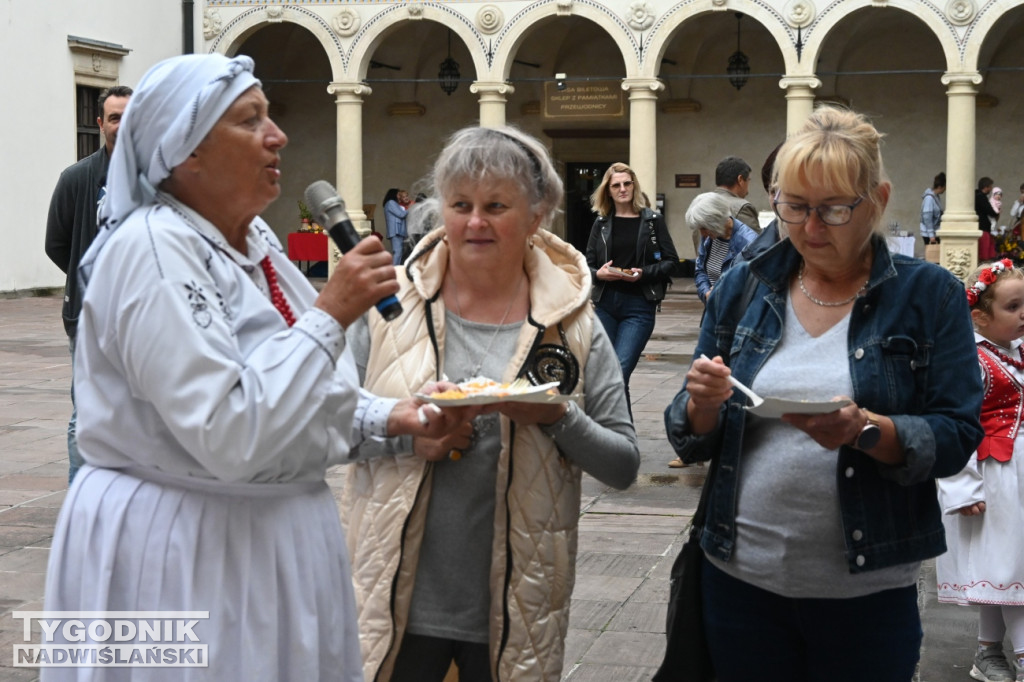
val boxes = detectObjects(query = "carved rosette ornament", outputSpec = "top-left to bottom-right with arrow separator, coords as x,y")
785,0 -> 815,27
476,5 -> 504,34
266,5 -> 284,23
627,1 -> 655,31
332,9 -> 360,37
202,8 -> 223,40
946,0 -> 976,26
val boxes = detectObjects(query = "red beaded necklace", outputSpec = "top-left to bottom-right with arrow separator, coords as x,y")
980,340 -> 1024,371
259,256 -> 297,327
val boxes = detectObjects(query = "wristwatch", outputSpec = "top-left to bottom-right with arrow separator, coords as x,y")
852,409 -> 881,450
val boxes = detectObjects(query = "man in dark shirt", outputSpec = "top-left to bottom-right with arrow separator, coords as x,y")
45,85 -> 132,483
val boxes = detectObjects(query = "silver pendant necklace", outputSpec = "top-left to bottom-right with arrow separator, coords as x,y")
448,271 -> 525,378
797,262 -> 868,307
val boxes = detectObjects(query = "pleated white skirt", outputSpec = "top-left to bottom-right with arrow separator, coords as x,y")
41,465 -> 364,681
937,456 -> 1024,607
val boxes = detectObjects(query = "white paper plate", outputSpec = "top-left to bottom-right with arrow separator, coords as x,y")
745,397 -> 851,419
416,381 -> 577,406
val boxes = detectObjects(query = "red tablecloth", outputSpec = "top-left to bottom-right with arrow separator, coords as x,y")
287,232 -> 328,261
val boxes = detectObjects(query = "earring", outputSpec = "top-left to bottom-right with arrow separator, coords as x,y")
527,236 -> 535,250
442,233 -> 449,244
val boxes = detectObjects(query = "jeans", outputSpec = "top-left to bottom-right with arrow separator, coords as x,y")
701,557 -> 922,681
390,633 -> 490,682
594,288 -> 657,408
391,236 -> 405,265
67,336 -> 83,484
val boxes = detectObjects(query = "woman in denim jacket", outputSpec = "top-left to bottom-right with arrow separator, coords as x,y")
663,107 -> 984,682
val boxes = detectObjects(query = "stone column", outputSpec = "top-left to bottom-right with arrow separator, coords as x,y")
937,71 -> 983,281
779,76 -> 821,135
621,78 -> 664,198
326,81 -> 372,275
471,81 -> 515,128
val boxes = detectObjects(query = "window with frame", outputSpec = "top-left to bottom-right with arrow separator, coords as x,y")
76,84 -> 101,161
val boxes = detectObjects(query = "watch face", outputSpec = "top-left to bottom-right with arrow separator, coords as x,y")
857,424 -> 881,450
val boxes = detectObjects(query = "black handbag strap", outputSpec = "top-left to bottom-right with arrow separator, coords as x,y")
691,268 -> 760,534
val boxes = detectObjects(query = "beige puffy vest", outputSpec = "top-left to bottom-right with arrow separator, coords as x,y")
341,228 -> 594,681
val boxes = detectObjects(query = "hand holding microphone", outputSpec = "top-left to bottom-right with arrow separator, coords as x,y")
305,181 -> 403,326
305,181 -> 403,324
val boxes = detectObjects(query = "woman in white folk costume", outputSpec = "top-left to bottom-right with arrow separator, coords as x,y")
42,54 -> 470,681
343,126 -> 640,681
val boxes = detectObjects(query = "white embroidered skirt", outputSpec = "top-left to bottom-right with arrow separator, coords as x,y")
42,465 -> 364,681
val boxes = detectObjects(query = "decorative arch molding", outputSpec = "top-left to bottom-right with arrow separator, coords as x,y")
491,0 -> 639,80
959,0 -> 1019,69
796,0 -> 974,74
347,3 -> 488,82
209,5 -> 346,79
644,0 -> 791,80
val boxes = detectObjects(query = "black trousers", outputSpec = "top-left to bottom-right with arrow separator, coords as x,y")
390,632 -> 491,682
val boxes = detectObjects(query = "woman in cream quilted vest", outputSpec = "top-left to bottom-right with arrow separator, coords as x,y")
343,126 -> 640,681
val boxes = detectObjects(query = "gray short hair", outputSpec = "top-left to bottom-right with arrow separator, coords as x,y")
428,126 -> 563,230
685,192 -> 732,237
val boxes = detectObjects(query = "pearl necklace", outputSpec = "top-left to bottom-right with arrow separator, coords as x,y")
797,263 -> 869,308
448,271 -> 524,379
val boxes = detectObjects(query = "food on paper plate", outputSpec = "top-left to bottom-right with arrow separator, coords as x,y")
426,377 -> 555,400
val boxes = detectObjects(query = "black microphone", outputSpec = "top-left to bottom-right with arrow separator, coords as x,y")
304,180 -> 403,322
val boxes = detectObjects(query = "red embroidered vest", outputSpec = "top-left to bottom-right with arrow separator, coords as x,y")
977,345 -> 1024,462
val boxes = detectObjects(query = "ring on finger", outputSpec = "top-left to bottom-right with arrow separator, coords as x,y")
448,449 -> 462,461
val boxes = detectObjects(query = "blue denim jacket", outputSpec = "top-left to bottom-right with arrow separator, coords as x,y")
664,236 -> 983,573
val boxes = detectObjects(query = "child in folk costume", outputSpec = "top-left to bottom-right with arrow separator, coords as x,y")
938,258 -> 1024,682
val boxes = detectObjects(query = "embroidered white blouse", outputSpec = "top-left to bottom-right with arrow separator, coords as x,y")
75,192 -> 396,482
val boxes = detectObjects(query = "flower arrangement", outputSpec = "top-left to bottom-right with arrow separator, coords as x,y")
996,221 -> 1024,264
966,258 -> 1013,307
296,201 -> 322,233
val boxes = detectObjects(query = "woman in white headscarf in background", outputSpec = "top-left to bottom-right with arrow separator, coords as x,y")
42,53 -> 469,681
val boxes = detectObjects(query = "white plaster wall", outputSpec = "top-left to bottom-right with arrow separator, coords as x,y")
1,0 -> 181,293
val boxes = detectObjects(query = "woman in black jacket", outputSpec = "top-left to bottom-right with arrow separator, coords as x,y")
585,162 -> 677,414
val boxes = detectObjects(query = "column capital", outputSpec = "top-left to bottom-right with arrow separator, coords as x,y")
470,81 -> 515,96
940,71 -> 983,88
621,77 -> 665,96
327,81 -> 372,100
778,75 -> 822,91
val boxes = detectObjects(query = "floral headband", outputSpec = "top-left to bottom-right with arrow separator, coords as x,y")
966,258 -> 1014,307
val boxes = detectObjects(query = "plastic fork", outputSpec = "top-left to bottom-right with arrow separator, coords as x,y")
699,354 -> 764,408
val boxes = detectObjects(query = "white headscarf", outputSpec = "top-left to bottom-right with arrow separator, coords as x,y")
991,187 -> 1003,214
82,53 -> 260,283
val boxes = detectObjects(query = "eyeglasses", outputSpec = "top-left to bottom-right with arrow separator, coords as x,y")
610,181 -> 634,190
772,196 -> 865,226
